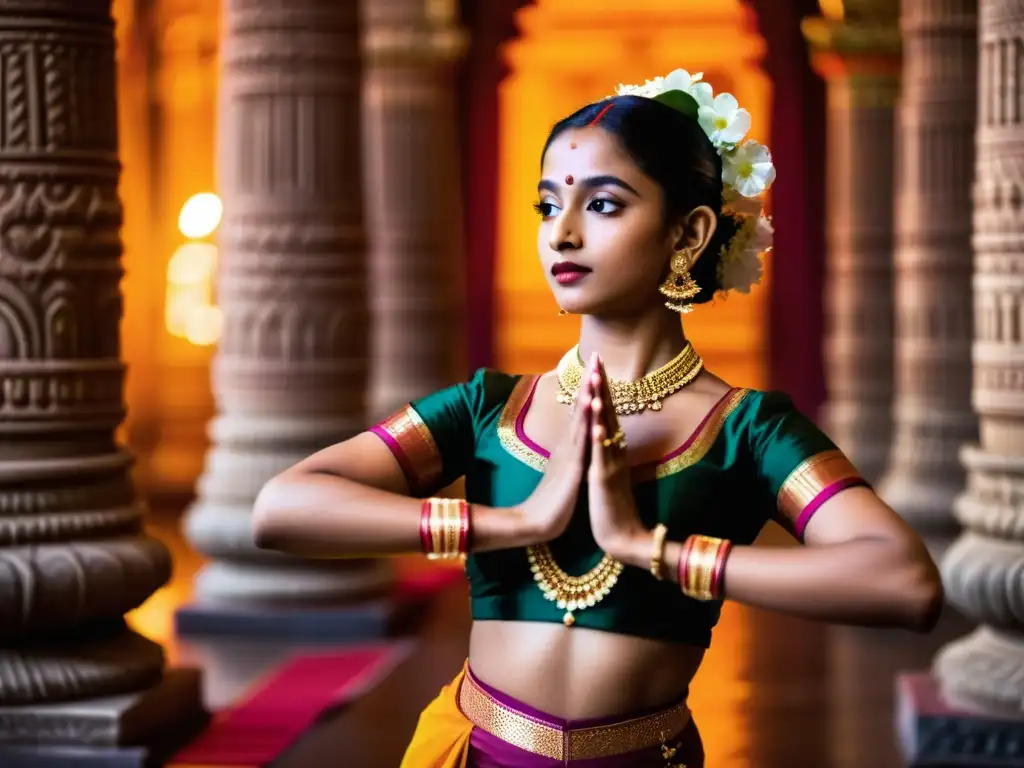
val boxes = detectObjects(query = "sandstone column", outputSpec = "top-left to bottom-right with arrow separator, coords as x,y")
802,6 -> 901,484
932,0 -> 1024,740
876,0 -> 978,552
183,0 -> 390,615
0,0 -> 201,754
362,0 -> 468,422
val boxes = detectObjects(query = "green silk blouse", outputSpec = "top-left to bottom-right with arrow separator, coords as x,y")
370,368 -> 866,648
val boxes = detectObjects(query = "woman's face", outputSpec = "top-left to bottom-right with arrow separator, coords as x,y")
536,126 -> 680,317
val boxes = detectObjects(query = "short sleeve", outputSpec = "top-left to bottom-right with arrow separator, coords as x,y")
369,368 -> 516,496
747,391 -> 869,541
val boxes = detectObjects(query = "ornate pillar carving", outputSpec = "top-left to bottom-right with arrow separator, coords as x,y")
362,0 -> 468,422
0,0 -> 201,755
876,0 -> 978,551
930,0 -> 1024,744
802,5 -> 901,484
183,0 -> 390,615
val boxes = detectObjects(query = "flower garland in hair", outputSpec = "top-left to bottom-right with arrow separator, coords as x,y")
614,69 -> 775,296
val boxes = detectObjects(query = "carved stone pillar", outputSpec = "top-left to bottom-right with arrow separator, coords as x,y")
876,0 -> 978,552
929,0 -> 1024,751
362,0 -> 468,422
0,0 -> 202,756
182,0 -> 390,620
802,7 -> 901,484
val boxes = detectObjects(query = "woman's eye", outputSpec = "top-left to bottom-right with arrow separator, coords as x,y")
589,198 -> 622,215
533,201 -> 560,218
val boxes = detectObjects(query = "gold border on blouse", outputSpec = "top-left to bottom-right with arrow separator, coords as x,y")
776,448 -> 862,523
377,404 -> 443,494
497,374 -> 547,472
650,388 -> 751,480
457,670 -> 689,761
496,377 -> 750,480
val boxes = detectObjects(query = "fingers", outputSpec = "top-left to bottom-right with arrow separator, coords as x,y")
590,357 -> 620,436
571,353 -> 598,452
589,358 -> 627,470
590,398 -> 608,476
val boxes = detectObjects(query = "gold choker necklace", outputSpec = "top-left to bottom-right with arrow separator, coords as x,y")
555,343 -> 704,415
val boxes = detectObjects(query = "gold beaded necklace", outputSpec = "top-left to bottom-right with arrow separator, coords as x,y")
527,544 -> 624,626
555,342 -> 704,415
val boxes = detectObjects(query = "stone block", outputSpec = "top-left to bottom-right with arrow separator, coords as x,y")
896,672 -> 1024,767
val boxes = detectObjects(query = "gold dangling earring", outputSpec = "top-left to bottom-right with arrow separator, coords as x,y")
659,246 -> 701,314
557,309 -> 568,316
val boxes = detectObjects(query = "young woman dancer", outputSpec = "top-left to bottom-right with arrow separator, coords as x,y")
252,70 -> 943,767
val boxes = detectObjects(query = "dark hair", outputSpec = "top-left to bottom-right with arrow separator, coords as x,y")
541,95 -> 740,304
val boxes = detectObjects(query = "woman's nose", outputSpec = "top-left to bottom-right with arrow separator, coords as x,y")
550,212 -> 582,251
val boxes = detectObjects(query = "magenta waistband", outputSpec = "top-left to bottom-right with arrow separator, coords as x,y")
460,666 -> 696,766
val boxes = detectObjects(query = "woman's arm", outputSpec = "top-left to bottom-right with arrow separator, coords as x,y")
616,486 -> 943,632
252,432 -> 533,557
721,488 -> 943,630
255,366 -> 595,559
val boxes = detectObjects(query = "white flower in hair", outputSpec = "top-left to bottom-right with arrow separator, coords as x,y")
662,69 -> 712,106
722,140 -> 776,198
698,93 -> 751,147
662,69 -> 700,89
717,203 -> 774,294
615,75 -> 666,99
719,244 -> 764,294
748,214 -> 775,254
611,69 -> 776,297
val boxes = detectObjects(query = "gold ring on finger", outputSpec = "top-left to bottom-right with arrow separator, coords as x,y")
603,427 -> 626,450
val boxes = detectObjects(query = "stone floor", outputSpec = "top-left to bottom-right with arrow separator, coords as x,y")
129,513 -> 972,768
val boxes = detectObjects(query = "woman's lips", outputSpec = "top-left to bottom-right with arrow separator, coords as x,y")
551,261 -> 591,285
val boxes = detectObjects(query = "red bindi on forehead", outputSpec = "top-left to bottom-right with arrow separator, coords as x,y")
565,175 -> 574,185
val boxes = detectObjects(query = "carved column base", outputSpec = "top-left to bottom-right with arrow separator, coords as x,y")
0,628 -> 164,707
898,445 -> 1024,765
175,558 -> 400,642
189,558 -> 393,604
942,448 -> 1024,629
935,626 -> 1024,716
184,413 -> 394,607
0,529 -> 173,708
0,668 -> 208,767
183,478 -> 395,640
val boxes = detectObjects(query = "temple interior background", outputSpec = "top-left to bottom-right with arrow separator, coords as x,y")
1,0 -> 1021,766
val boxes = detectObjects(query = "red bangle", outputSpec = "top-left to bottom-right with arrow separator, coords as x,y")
419,499 -> 433,555
458,500 -> 471,554
709,540 -> 733,600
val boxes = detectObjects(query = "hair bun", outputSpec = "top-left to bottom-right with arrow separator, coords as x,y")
614,69 -> 776,299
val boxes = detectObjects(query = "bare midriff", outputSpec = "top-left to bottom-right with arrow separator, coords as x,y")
468,620 -> 705,720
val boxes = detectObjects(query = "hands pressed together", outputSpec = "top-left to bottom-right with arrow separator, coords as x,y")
518,353 -> 652,565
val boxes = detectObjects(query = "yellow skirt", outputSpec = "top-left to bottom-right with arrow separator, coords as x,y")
399,662 -> 473,768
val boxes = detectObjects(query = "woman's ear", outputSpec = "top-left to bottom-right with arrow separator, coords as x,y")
672,206 -> 718,264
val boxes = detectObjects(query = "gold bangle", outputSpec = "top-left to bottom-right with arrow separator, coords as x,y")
649,523 -> 668,580
445,499 -> 460,560
425,498 -> 467,562
680,535 -> 729,601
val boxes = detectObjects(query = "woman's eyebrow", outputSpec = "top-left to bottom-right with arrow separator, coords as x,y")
537,175 -> 641,196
